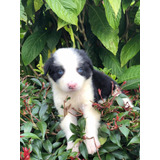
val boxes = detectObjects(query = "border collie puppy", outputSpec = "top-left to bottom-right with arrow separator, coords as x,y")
44,48 -> 133,155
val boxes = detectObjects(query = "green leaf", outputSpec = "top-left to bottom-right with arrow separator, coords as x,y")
112,150 -> 130,159
56,130 -> 65,141
57,18 -> 68,30
104,143 -> 120,152
134,7 -> 140,25
34,0 -> 43,12
117,119 -> 130,127
121,78 -> 140,90
78,117 -> 86,132
52,142 -> 62,149
20,1 -> 27,22
79,142 -> 88,159
106,154 -> 116,160
122,0 -> 132,13
21,31 -> 48,66
25,0 -> 35,19
109,131 -> 122,148
37,121 -> 47,140
119,125 -> 130,139
45,0 -> 86,26
99,48 -> 124,77
99,137 -> 107,145
48,156 -> 57,160
100,124 -> 111,135
58,145 -> 66,154
120,34 -> 140,67
115,96 -> 124,106
21,132 -> 40,139
118,65 -> 140,86
103,0 -> 122,29
70,123 -> 78,134
32,144 -> 42,159
58,152 -> 69,160
43,140 -> 53,153
69,135 -> 77,142
128,134 -> 140,146
47,29 -> 61,51
39,102 -> 48,120
94,0 -> 100,6
24,121 -> 33,133
108,0 -> 121,17
30,78 -> 42,87
89,5 -> 119,55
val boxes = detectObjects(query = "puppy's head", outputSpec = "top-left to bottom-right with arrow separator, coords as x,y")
44,48 -> 93,92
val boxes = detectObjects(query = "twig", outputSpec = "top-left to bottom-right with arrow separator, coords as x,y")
78,10 -> 87,41
74,34 -> 84,48
20,117 -> 27,123
28,64 -> 39,77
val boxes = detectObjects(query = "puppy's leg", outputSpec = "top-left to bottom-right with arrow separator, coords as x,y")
82,105 -> 101,155
60,109 -> 79,152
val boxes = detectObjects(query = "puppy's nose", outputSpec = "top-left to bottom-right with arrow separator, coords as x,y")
68,83 -> 77,89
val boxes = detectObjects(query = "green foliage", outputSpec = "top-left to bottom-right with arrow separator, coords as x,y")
20,77 -> 140,160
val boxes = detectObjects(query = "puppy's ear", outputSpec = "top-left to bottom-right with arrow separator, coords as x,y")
43,57 -> 54,76
75,49 -> 93,71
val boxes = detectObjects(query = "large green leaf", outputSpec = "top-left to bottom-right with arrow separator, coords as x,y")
134,7 -> 140,25
21,31 -> 48,66
20,1 -> 27,22
104,142 -> 120,152
112,150 -> 130,159
24,121 -> 33,133
106,154 -> 116,160
121,78 -> 140,90
34,0 -> 43,12
56,130 -> 65,141
122,0 -> 132,13
43,140 -> 53,153
25,0 -> 35,19
109,131 -> 122,148
79,142 -> 88,159
108,0 -> 121,17
99,48 -> 124,77
47,29 -> 61,51
89,5 -> 119,55
39,102 -> 48,120
32,144 -> 43,159
118,65 -> 140,89
37,121 -> 47,140
120,34 -> 140,67
119,125 -> 130,139
128,134 -> 140,146
118,65 -> 140,83
45,0 -> 86,26
21,132 -> 40,139
103,0 -> 122,29
45,0 -> 77,25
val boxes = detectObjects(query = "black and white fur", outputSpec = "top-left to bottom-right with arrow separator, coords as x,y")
44,48 -> 133,154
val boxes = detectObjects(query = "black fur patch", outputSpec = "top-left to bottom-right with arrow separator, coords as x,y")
75,49 -> 93,79
44,57 -> 65,82
92,69 -> 117,102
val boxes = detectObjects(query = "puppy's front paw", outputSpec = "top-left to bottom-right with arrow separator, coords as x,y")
84,137 -> 101,155
67,141 -> 79,153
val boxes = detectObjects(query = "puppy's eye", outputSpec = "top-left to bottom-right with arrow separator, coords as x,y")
57,69 -> 64,75
77,67 -> 84,74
